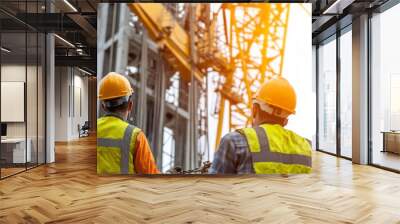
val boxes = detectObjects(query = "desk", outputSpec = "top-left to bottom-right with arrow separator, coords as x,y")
381,131 -> 400,154
1,138 -> 31,164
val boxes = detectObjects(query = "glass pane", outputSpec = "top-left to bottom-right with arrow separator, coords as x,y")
0,1 -> 46,178
318,37 -> 337,154
38,33 -> 45,164
340,29 -> 352,158
1,31 -> 27,177
27,31 -> 38,168
371,4 -> 400,171
24,0 -> 42,169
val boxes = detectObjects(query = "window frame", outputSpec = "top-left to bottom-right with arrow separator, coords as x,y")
315,24 -> 352,161
368,1 -> 400,173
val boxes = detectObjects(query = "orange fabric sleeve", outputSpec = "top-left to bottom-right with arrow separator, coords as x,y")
134,132 -> 160,174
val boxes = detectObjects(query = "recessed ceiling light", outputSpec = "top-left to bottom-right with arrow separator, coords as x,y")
63,0 -> 78,12
54,34 -> 75,48
78,67 -> 92,76
322,0 -> 354,15
1,47 -> 11,53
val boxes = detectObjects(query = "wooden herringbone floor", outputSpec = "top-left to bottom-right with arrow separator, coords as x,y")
1,136 -> 400,223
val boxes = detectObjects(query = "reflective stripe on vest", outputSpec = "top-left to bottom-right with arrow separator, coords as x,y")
97,125 -> 134,174
237,124 -> 312,174
97,116 -> 140,175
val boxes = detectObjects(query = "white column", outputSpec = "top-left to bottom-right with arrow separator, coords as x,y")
352,14 -> 369,164
46,33 -> 55,163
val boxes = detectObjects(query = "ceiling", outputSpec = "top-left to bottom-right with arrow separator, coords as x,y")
310,0 -> 391,44
0,0 -> 98,75
1,0 -> 398,73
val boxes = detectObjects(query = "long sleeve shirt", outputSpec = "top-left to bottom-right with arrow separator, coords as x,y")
134,132 -> 160,174
209,131 -> 255,174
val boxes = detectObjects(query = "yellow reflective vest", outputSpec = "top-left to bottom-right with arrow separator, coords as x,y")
237,124 -> 312,174
97,115 -> 141,174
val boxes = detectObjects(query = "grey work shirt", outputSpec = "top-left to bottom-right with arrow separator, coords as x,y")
209,131 -> 255,174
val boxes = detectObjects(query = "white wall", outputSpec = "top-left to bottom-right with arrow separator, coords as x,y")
1,65 -> 40,138
1,64 -> 46,163
54,67 -> 89,141
71,73 -> 89,138
1,65 -> 26,139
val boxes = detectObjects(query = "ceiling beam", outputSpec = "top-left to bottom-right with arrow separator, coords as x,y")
55,55 -> 96,72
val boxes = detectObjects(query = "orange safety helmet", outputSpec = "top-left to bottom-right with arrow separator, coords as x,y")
253,76 -> 296,117
98,72 -> 133,101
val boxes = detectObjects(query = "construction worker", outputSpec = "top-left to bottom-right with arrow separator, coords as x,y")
97,72 -> 159,174
210,76 -> 312,174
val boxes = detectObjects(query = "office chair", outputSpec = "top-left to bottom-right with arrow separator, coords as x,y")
79,121 -> 90,138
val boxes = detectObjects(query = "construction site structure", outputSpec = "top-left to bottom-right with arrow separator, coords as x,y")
97,3 -> 291,172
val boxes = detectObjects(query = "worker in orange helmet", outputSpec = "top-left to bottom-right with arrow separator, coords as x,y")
210,76 -> 312,174
97,72 -> 159,174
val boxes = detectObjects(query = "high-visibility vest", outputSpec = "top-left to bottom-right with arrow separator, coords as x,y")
97,115 -> 141,174
237,124 -> 312,174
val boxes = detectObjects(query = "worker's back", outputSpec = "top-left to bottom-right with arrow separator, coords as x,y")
210,77 -> 311,174
210,123 -> 312,174
237,123 -> 312,174
97,115 -> 141,174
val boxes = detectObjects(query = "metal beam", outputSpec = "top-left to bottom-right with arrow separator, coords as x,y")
130,78 -> 189,119
137,31 -> 148,132
127,3 -> 203,83
15,13 -> 82,32
322,0 -> 356,14
187,4 -> 197,170
313,14 -> 352,44
55,55 -> 96,71
312,15 -> 335,33
151,56 -> 166,169
67,14 -> 97,38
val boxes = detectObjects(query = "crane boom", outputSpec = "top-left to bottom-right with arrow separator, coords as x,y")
128,3 -> 203,82
214,3 -> 290,149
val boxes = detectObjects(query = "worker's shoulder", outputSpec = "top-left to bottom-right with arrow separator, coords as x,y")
97,115 -> 125,124
283,128 -> 312,147
128,123 -> 141,131
283,127 -> 306,139
284,128 -> 303,137
126,124 -> 142,140
133,128 -> 148,143
97,116 -> 107,123
221,131 -> 248,147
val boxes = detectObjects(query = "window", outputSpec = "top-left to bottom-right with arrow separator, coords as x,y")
339,28 -> 352,158
371,3 -> 400,171
0,1 -> 46,179
318,36 -> 337,154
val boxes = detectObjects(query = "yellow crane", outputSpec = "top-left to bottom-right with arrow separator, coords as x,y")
213,3 -> 290,149
128,3 -> 204,82
128,3 -> 290,150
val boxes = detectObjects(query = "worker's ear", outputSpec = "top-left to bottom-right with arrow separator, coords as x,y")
101,102 -> 106,112
127,100 -> 133,112
252,104 -> 258,119
282,118 -> 288,126
252,104 -> 261,126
